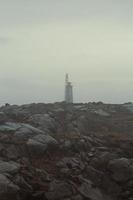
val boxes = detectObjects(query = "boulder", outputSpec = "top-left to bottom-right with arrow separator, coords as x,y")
0,122 -> 57,159
0,160 -> 20,174
14,175 -> 32,192
0,122 -> 21,132
85,166 -> 104,186
5,145 -> 19,160
108,158 -> 133,182
45,180 -> 73,200
85,166 -> 121,196
101,175 -> 121,196
77,177 -> 112,200
28,114 -> 56,132
90,152 -> 118,170
14,123 -> 44,141
0,112 -> 7,124
0,122 -> 44,136
27,134 -> 58,155
0,174 -> 20,200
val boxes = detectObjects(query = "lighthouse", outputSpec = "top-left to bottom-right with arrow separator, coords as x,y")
65,74 -> 73,103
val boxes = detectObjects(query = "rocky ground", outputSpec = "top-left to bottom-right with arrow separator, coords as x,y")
0,102 -> 133,200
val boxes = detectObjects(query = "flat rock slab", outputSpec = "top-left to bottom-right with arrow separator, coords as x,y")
0,122 -> 44,134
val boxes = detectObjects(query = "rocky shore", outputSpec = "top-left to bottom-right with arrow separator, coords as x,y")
0,102 -> 133,200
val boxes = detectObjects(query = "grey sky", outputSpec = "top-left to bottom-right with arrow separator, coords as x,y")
0,0 -> 133,104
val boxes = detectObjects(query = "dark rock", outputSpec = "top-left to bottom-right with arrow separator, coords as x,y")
0,174 -> 20,200
45,181 -> 74,200
15,175 -> 32,191
5,145 -> 19,160
90,152 -> 119,170
85,166 -> 104,186
0,102 -> 132,200
101,175 -> 121,196
108,158 -> 133,182
35,168 -> 51,182
71,194 -> 83,200
0,112 -> 7,124
77,177 -> 112,200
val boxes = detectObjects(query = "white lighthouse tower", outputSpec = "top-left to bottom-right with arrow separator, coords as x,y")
65,74 -> 73,103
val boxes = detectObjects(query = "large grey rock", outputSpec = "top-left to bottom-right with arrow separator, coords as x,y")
14,123 -> 45,141
0,122 -> 46,145
27,134 -> 58,154
0,174 -> 19,200
17,123 -> 44,134
0,122 -> 44,135
94,109 -> 110,117
0,122 -> 21,132
0,122 -> 54,159
27,139 -> 47,153
0,160 -> 20,174
32,134 -> 57,145
28,114 -> 56,132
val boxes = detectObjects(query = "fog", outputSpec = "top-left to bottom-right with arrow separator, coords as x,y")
0,0 -> 133,104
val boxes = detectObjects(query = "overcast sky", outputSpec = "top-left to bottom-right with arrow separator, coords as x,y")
0,0 -> 133,104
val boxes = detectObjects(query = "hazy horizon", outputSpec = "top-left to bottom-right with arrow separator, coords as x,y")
1,0 -> 133,105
